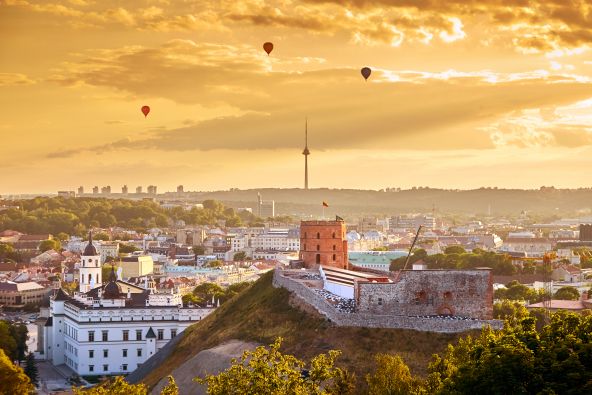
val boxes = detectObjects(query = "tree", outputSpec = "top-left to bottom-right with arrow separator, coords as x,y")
192,245 -> 205,255
73,376 -> 147,394
196,338 -> 345,395
9,323 -> 28,362
93,232 -> 110,241
160,376 -> 179,395
205,260 -> 223,268
0,348 -> 34,395
233,252 -> 247,262
427,311 -> 592,394
493,300 -> 530,321
366,354 -> 422,395
0,321 -> 17,362
554,286 -> 580,300
23,352 -> 38,387
0,242 -> 16,261
118,243 -> 139,253
182,293 -> 204,306
193,283 -> 224,301
39,239 -> 61,252
444,245 -> 466,255
56,232 -> 70,241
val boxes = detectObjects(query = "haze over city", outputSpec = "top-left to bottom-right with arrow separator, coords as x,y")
3,0 -> 592,194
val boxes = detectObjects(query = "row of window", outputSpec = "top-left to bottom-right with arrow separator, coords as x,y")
88,329 -> 176,342
304,232 -> 339,239
89,348 -> 143,358
88,364 -> 129,373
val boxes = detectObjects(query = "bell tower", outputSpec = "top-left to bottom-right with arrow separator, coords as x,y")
79,232 -> 102,293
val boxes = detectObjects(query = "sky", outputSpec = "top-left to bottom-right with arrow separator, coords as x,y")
2,0 -> 592,194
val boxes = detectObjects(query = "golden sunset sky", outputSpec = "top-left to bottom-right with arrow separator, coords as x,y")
2,0 -> 592,194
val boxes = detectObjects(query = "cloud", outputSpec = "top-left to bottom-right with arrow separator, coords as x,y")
0,73 -> 35,86
43,40 -> 592,158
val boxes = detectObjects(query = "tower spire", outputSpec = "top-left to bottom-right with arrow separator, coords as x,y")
302,118 -> 310,190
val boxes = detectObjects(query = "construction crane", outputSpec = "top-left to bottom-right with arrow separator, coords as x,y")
393,225 -> 423,282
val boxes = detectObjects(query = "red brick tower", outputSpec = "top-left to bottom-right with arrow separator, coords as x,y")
299,220 -> 348,269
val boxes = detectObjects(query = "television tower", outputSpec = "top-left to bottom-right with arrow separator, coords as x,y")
302,118 -> 310,190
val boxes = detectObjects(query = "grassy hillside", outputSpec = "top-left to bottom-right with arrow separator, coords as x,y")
140,271 -> 473,390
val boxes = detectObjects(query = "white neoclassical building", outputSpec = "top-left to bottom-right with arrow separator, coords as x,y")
42,233 -> 213,376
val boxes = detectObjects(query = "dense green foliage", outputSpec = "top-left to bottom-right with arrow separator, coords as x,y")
0,348 -> 34,395
73,375 -> 178,394
494,280 -> 547,303
427,311 -> 592,394
23,352 -> 38,387
554,286 -> 580,300
0,320 -> 28,363
0,197 -> 262,235
390,248 -> 516,275
191,281 -> 252,305
195,338 -> 351,395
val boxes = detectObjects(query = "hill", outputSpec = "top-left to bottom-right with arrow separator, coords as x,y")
130,271 -> 472,392
183,187 -> 592,216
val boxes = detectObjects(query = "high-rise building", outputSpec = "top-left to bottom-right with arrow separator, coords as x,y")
147,185 -> 157,195
299,219 -> 348,269
177,185 -> 184,193
122,185 -> 128,194
92,186 -> 99,194
136,186 -> 143,194
580,224 -> 592,241
101,186 -> 111,194
77,186 -> 84,195
257,193 -> 275,218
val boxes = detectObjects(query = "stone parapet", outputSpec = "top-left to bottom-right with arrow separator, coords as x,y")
273,270 -> 503,333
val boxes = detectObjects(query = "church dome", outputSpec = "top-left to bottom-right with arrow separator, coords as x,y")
102,265 -> 121,299
103,281 -> 122,299
83,231 -> 98,256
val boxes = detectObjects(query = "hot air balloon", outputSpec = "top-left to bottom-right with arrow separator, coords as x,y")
361,67 -> 371,81
263,42 -> 274,56
141,105 -> 150,118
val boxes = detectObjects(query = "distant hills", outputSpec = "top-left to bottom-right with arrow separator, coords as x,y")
194,187 -> 592,216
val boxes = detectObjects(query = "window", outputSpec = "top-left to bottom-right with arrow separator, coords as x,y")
123,330 -> 129,341
103,349 -> 108,358
333,245 -> 336,250
103,365 -> 108,372
136,330 -> 142,340
316,254 -> 321,264
137,349 -> 142,357
171,329 -> 177,338
332,232 -> 336,238
157,329 -> 164,340
122,364 -> 128,371
89,350 -> 94,358
332,254 -> 336,261
122,349 -> 127,357
89,365 -> 94,373
378,298 -> 383,305
102,330 -> 108,341
316,244 -> 320,251
317,232 -> 320,239
88,331 -> 95,342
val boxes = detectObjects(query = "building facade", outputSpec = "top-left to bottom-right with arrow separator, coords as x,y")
299,220 -> 348,269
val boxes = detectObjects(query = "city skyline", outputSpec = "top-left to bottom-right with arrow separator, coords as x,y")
2,1 -> 592,194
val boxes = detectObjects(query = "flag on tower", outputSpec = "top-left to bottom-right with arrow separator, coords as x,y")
322,201 -> 329,207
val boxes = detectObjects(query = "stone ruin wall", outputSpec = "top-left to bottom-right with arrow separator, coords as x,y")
273,270 -> 502,333
356,270 -> 494,320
